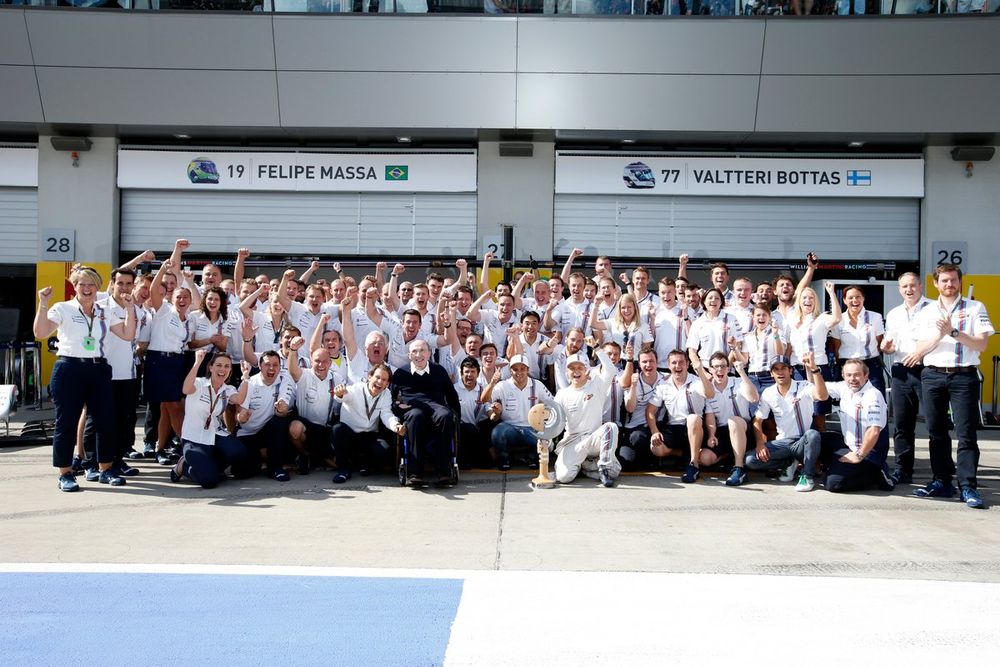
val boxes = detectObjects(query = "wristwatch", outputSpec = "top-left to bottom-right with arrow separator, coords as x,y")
807,367 -> 820,374
950,328 -> 959,338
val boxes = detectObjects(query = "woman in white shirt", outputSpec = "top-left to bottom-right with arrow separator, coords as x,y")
589,292 -> 650,353
833,285 -> 886,396
743,305 -> 788,392
170,349 -> 250,488
329,364 -> 405,483
785,281 -> 841,426
146,259 -> 197,465
687,288 -> 744,366
33,266 -> 137,491
189,286 -> 233,376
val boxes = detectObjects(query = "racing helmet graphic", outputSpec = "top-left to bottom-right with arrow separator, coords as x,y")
623,161 -> 655,189
187,158 -> 220,184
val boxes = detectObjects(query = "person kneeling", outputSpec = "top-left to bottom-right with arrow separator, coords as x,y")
172,350 -> 250,489
746,353 -> 826,492
822,358 -> 895,493
554,347 -> 621,487
330,364 -> 405,484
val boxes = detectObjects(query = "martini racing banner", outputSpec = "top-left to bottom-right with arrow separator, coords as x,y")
556,153 -> 924,198
0,146 -> 38,187
117,150 -> 477,193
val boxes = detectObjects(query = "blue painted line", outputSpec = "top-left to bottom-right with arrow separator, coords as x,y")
0,573 -> 463,667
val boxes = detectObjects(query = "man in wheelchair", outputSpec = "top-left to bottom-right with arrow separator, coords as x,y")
391,339 -> 461,488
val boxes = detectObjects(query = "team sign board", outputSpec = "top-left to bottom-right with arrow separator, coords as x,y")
556,154 -> 924,198
0,146 -> 38,187
117,150 -> 478,192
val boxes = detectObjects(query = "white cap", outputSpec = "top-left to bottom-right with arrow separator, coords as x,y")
566,353 -> 590,368
508,354 -> 529,368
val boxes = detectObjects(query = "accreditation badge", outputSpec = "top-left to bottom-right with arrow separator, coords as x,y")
82,336 -> 96,352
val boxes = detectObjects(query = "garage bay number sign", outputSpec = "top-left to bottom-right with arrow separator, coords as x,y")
557,153 -> 924,198
117,150 -> 477,193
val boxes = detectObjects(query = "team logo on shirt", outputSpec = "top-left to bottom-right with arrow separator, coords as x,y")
187,158 -> 220,184
623,162 -> 655,189
385,165 -> 409,181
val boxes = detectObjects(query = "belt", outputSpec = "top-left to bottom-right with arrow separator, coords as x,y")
148,350 -> 182,357
750,370 -> 772,378
891,362 -> 923,369
58,356 -> 106,364
926,365 -> 977,375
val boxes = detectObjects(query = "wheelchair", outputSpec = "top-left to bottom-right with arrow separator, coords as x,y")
395,410 -> 460,487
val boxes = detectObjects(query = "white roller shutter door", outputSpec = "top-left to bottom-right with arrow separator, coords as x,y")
553,195 -> 919,261
121,190 -> 477,256
0,187 -> 38,264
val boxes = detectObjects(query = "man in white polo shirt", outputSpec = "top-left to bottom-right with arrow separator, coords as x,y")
908,264 -> 993,508
747,353 -> 827,492
482,354 -> 554,471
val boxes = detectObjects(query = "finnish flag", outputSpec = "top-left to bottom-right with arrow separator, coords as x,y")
847,170 -> 872,186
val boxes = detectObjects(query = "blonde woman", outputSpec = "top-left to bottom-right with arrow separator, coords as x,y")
33,266 -> 137,491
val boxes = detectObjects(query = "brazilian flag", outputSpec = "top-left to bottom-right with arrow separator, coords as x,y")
385,165 -> 409,181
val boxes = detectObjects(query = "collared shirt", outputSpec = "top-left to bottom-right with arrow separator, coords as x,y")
623,372 -> 665,429
551,298 -> 593,337
884,297 -> 932,364
653,307 -> 687,365
336,382 -> 400,434
826,380 -> 887,461
707,376 -> 753,422
688,312 -> 745,363
236,373 -> 293,436
97,296 -> 143,379
181,378 -> 238,445
147,302 -> 192,354
649,372 -> 708,426
48,299 -> 122,359
410,363 -> 430,376
724,303 -> 754,338
491,377 -> 553,428
756,381 -> 816,440
834,308 -> 885,360
603,368 -> 627,425
786,312 -> 835,367
454,378 -> 488,425
916,297 -> 994,368
294,369 -> 336,425
745,325 -> 788,373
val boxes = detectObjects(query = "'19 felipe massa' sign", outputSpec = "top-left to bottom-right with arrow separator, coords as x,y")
556,153 -> 924,198
117,150 -> 477,193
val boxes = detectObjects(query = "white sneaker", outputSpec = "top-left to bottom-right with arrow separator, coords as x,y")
778,460 -> 799,482
795,474 -> 815,492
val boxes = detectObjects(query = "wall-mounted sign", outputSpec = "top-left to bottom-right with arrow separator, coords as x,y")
556,153 -> 924,198
39,228 -> 75,261
117,150 -> 478,193
0,146 -> 38,187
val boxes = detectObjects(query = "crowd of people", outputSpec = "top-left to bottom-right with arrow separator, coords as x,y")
33,239 -> 993,508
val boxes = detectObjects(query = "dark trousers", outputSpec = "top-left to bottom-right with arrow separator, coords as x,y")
922,368 -> 980,489
458,420 -> 496,468
50,359 -> 114,468
890,363 -> 923,475
84,378 -> 139,465
237,415 -> 291,474
401,401 -> 455,477
181,435 -> 251,489
143,400 -> 160,445
330,422 -> 392,474
820,431 -> 888,493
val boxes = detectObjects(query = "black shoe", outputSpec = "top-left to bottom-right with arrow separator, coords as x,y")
98,469 -> 126,486
407,474 -> 426,487
268,469 -> 290,482
877,464 -> 896,491
127,449 -> 145,460
156,451 -> 176,466
143,442 -> 156,458
332,471 -> 351,484
169,467 -> 183,483
599,466 -> 615,488
84,467 -> 101,482
116,462 -> 140,477
71,456 -> 86,473
296,454 -> 310,475
890,468 -> 912,485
